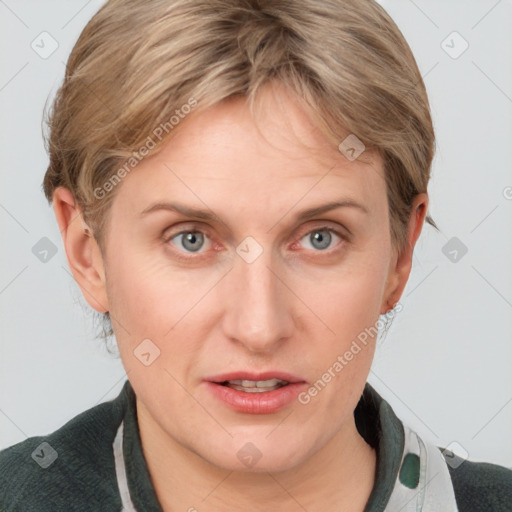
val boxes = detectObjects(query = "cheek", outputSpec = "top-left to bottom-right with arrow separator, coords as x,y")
304,282 -> 380,379
104,247 -> 226,355
297,249 -> 390,338
103,256 -> 208,401
293,246 -> 391,379
292,260 -> 389,426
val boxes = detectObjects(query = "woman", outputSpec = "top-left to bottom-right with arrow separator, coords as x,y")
1,0 -> 510,510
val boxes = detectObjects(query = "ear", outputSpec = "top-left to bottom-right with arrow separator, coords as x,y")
380,193 -> 428,314
52,187 -> 109,313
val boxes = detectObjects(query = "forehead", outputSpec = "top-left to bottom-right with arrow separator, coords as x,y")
111,85 -> 386,219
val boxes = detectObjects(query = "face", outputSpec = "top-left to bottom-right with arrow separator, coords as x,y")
86,84 -> 413,472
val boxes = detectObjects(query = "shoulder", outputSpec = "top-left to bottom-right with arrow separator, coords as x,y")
362,383 -> 512,512
0,386 -> 128,512
442,450 -> 512,512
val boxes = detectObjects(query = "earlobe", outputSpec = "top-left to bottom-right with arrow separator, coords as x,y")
380,193 -> 429,314
52,187 -> 109,313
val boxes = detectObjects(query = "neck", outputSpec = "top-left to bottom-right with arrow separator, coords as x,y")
136,399 -> 377,512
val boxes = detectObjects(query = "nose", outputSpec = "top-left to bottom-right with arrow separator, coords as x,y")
220,244 -> 294,353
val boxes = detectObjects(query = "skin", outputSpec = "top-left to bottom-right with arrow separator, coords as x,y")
53,82 -> 427,511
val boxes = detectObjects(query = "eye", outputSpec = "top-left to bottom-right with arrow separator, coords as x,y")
168,230 -> 211,253
298,227 -> 343,251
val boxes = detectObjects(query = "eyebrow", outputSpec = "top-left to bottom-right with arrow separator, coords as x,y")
139,199 -> 369,223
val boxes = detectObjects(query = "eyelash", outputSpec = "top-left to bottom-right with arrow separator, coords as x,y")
163,223 -> 347,260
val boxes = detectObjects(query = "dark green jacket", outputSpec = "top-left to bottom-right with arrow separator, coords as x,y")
0,380 -> 510,511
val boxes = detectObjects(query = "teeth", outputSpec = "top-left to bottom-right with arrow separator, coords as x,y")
228,378 -> 288,388
224,378 -> 289,392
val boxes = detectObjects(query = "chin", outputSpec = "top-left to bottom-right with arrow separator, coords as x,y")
199,435 -> 310,474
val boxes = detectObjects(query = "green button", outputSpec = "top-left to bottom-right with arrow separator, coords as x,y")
399,453 -> 420,489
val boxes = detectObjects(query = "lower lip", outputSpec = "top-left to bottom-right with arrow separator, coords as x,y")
204,381 -> 308,414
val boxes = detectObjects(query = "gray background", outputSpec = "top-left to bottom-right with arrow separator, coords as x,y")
1,0 -> 511,468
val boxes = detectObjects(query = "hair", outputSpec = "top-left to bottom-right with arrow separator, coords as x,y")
42,0 -> 437,339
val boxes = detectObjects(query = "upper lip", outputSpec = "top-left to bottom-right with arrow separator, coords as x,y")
205,371 -> 306,384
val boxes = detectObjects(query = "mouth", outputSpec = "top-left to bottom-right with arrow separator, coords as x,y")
204,372 -> 308,414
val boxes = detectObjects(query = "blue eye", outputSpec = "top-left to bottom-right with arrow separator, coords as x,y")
300,228 -> 341,251
169,231 -> 209,253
